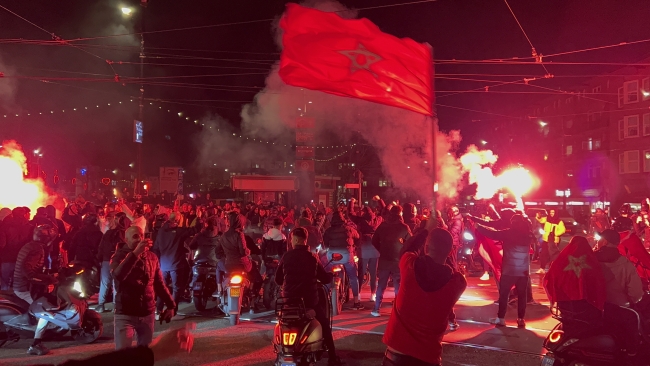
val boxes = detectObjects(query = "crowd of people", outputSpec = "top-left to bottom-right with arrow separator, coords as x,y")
3,191 -> 650,365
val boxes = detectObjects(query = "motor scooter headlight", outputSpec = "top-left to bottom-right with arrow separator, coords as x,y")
72,280 -> 85,297
463,232 -> 474,241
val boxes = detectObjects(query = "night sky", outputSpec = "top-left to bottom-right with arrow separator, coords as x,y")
1,0 -> 650,180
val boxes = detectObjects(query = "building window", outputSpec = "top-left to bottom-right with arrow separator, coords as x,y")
618,87 -> 624,108
644,113 -> 650,136
625,115 -> 640,138
362,180 -> 367,187
566,145 -> 573,156
567,170 -> 574,177
582,138 -> 600,151
379,180 -> 388,187
643,78 -> 650,100
624,80 -> 639,104
619,150 -> 640,174
645,150 -> 650,172
593,85 -> 601,93
588,165 -> 601,179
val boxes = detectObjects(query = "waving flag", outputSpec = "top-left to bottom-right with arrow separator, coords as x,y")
279,3 -> 433,116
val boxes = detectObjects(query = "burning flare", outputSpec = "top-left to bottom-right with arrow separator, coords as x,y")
0,141 -> 52,213
460,144 -> 536,203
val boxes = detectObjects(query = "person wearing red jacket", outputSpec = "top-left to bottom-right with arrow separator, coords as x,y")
613,215 -> 650,289
382,228 -> 467,366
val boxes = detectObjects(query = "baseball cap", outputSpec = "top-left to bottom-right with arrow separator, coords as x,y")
598,229 -> 620,246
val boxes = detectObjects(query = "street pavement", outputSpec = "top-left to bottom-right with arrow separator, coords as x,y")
0,270 -> 553,366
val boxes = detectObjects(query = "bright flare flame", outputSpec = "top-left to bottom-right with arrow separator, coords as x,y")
0,141 -> 53,213
460,144 -> 536,201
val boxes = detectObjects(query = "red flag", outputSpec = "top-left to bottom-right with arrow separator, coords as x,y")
279,4 -> 433,116
543,237 -> 606,311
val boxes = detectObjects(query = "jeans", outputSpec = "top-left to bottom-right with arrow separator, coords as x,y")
359,257 -> 378,294
14,290 -> 33,304
157,267 -> 189,312
374,267 -> 400,312
14,290 -> 48,339
328,250 -> 360,298
498,275 -> 528,319
1,262 -> 15,290
98,261 -> 113,306
114,313 -> 155,350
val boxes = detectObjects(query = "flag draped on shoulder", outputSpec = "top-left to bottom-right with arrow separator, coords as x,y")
279,3 -> 433,116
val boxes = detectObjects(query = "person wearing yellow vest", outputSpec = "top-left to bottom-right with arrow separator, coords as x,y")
536,209 -> 566,274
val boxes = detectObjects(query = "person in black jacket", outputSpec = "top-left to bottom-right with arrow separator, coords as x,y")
111,226 -> 175,350
152,211 -> 202,314
0,207 -> 33,290
45,205 -> 66,271
65,214 -> 103,267
275,227 -> 342,366
323,211 -> 363,310
475,214 -> 532,328
348,199 -> 382,301
95,212 -> 130,313
13,224 -> 59,355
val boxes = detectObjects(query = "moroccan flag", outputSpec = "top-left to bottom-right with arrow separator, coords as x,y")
279,3 -> 433,116
543,238 -> 606,311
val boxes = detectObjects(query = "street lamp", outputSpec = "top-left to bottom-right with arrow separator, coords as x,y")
121,7 -> 133,15
539,121 -> 548,127
480,140 -> 487,145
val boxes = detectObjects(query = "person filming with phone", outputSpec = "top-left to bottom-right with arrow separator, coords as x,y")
110,226 -> 176,350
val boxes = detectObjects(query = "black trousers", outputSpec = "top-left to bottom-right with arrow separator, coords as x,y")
604,303 -> 641,355
381,348 -> 440,366
156,267 -> 190,312
315,305 -> 335,358
498,275 -> 527,319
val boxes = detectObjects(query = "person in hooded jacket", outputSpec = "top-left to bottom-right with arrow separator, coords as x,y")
0,207 -> 33,290
323,210 -> 364,310
65,214 -> 103,267
152,211 -> 203,314
188,216 -> 220,267
214,212 -> 255,294
537,209 -> 566,274
595,229 -> 644,359
95,212 -> 130,313
475,214 -> 532,328
611,214 -> 650,290
348,198 -> 383,301
402,203 -> 421,233
371,205 -> 412,317
382,228 -> 466,366
45,205 -> 66,271
13,224 -> 60,355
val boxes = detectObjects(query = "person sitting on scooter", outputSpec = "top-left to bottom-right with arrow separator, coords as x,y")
13,224 -> 59,355
262,217 -> 287,260
215,212 -> 261,295
274,227 -> 342,366
595,229 -> 645,359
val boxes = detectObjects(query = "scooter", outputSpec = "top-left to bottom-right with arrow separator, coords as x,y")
0,262 -> 103,346
273,285 -> 331,366
217,272 -> 251,326
191,260 -> 218,311
541,302 -> 650,366
457,230 -> 484,277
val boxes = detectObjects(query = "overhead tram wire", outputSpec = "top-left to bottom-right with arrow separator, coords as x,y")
64,0 -> 439,43
0,4 -> 118,75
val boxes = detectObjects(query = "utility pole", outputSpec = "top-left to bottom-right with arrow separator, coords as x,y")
136,0 -> 147,197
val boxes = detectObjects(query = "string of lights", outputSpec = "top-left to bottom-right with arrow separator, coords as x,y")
0,98 -> 356,149
314,149 -> 351,162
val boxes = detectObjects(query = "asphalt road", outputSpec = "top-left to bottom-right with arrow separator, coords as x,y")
0,272 -> 551,366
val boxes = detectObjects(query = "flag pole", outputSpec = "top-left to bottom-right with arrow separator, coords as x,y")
429,45 -> 438,213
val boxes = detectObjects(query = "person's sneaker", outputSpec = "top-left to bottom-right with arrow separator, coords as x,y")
489,317 -> 506,327
517,318 -> 526,328
480,272 -> 490,281
27,344 -> 50,356
95,304 -> 106,313
352,302 -> 364,310
536,268 -> 546,274
448,322 -> 460,331
370,293 -> 376,302
370,310 -> 381,317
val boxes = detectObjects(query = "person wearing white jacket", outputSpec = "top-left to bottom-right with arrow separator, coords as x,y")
121,203 -> 147,235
